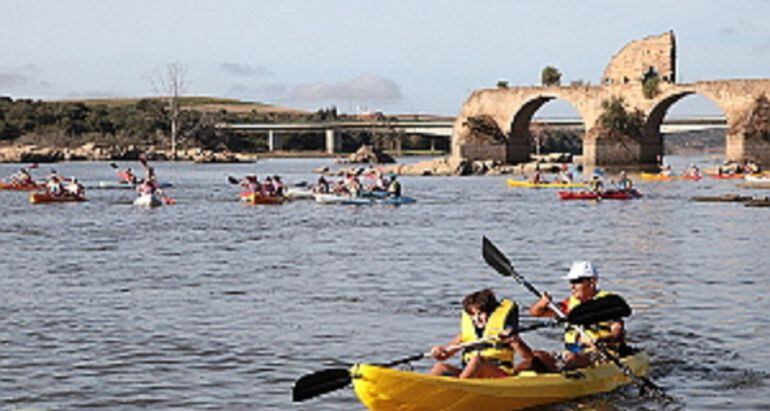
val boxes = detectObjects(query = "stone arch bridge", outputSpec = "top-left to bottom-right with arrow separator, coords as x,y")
452,32 -> 770,167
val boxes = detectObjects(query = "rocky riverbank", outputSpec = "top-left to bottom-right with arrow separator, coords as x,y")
317,153 -> 573,177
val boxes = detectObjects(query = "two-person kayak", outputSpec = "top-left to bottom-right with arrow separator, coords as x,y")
558,189 -> 642,200
29,192 -> 87,204
351,351 -> 650,411
240,191 -> 285,205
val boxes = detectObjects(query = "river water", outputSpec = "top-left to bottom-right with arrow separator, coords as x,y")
0,155 -> 768,410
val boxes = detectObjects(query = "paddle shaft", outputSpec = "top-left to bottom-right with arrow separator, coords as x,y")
381,321 -> 555,368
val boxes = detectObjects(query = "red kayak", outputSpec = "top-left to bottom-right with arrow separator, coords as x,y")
558,189 -> 642,200
706,173 -> 745,180
0,181 -> 44,191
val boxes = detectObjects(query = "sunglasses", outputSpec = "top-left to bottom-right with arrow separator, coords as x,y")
569,278 -> 591,285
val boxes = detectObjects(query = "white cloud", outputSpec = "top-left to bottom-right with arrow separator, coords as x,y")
229,74 -> 403,103
220,62 -> 273,77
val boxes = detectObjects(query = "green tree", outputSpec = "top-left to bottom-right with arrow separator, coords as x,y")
496,80 -> 509,88
541,66 -> 562,86
642,71 -> 660,99
598,97 -> 644,138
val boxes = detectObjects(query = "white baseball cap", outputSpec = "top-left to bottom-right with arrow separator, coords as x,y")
563,261 -> 598,281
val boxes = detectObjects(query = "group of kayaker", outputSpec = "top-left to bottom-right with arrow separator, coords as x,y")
528,164 -> 576,185
312,170 -> 402,198
430,261 -> 628,378
239,174 -> 286,197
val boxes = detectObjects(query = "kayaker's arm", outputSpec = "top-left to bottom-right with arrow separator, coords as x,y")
430,334 -> 462,361
529,292 -> 558,318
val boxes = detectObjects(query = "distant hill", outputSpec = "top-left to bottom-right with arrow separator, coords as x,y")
52,96 -> 307,115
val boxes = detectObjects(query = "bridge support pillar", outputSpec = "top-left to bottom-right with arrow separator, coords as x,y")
582,130 -> 644,168
727,132 -> 770,166
268,130 -> 283,151
325,129 -> 341,154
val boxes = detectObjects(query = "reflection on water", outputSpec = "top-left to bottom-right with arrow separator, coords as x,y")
0,155 -> 768,410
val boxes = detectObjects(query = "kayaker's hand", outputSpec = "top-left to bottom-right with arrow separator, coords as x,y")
430,345 -> 451,361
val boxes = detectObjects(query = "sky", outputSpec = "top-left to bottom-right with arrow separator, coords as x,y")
2,0 -> 770,117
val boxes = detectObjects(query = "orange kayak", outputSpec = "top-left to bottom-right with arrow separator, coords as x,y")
29,192 -> 88,204
0,181 -> 44,191
240,191 -> 285,205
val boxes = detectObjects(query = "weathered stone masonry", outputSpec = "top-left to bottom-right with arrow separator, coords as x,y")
452,31 -> 770,166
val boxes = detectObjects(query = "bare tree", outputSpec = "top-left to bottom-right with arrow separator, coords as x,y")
151,62 -> 187,160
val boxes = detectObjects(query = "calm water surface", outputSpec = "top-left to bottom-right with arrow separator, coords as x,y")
0,155 -> 768,410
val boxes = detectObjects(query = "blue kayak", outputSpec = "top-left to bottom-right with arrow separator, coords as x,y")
379,196 -> 416,205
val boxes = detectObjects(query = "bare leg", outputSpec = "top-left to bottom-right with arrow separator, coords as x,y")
430,362 -> 461,377
459,356 -> 508,379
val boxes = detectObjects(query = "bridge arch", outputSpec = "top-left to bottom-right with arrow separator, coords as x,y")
504,92 -> 588,162
641,88 -> 727,164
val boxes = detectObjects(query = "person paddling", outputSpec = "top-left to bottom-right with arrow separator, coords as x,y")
65,177 -> 85,197
617,171 -> 633,192
588,175 -> 604,194
529,261 -> 629,370
117,167 -> 138,184
386,173 -> 401,198
429,289 -> 519,378
11,168 -> 34,186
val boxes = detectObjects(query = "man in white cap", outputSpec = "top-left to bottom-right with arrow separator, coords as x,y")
529,261 -> 627,370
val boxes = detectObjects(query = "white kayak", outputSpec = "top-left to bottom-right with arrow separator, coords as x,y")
285,187 -> 315,200
744,174 -> 770,183
133,193 -> 163,208
86,181 -> 173,190
314,193 -> 373,205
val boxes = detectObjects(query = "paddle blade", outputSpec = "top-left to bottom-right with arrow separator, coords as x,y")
227,175 -> 240,185
567,294 -> 631,326
482,236 -> 513,277
109,162 -> 119,169
292,368 -> 351,402
163,197 -> 176,205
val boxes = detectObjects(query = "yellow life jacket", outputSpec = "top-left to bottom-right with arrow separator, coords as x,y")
564,290 -> 623,353
460,299 -> 517,367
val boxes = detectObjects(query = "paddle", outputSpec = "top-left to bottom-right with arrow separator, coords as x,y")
227,175 -> 240,185
109,162 -> 119,169
292,298 -> 628,403
481,236 -> 668,399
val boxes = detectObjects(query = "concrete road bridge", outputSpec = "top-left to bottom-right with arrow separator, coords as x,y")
452,31 -> 770,167
218,116 -> 725,154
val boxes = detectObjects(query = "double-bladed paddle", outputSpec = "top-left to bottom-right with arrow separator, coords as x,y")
481,236 -> 669,400
292,296 -> 630,403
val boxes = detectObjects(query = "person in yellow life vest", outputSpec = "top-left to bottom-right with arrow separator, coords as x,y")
529,261 -> 627,370
429,289 -> 519,378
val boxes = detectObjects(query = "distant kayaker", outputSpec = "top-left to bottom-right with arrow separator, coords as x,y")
46,174 -> 64,196
11,168 -> 33,185
617,171 -> 633,191
529,261 -> 628,370
117,167 -> 138,184
588,175 -> 604,194
529,170 -> 542,184
273,175 -> 285,196
314,176 -> 329,194
65,177 -> 85,197
241,175 -> 261,193
386,174 -> 401,197
429,289 -> 519,378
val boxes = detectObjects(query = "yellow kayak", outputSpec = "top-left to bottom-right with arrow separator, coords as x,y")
640,172 -> 702,181
352,351 -> 650,411
506,179 -> 586,189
